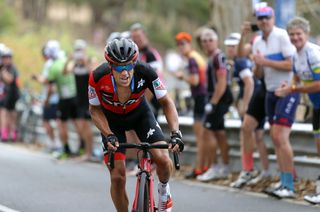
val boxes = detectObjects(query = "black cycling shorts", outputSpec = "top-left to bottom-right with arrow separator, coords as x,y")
57,97 -> 78,121
313,108 -> 320,135
203,103 -> 230,130
193,95 -> 206,121
102,99 -> 165,154
76,104 -> 91,120
246,86 -> 266,130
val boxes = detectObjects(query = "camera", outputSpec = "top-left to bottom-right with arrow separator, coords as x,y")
250,23 -> 259,32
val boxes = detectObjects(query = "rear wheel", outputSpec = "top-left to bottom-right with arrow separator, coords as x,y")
137,172 -> 150,212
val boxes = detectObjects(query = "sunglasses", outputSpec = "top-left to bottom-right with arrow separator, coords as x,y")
257,16 -> 272,21
176,41 -> 188,46
112,63 -> 134,72
201,39 -> 214,43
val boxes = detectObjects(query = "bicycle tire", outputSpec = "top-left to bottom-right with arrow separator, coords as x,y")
137,172 -> 150,212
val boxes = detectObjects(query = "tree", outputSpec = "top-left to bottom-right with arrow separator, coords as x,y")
209,0 -> 252,46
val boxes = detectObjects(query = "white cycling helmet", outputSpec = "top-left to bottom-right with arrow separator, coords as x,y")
1,46 -> 13,57
44,40 -> 61,59
74,39 -> 87,50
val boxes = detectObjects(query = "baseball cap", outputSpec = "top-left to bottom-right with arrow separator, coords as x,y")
224,33 -> 241,46
175,32 -> 192,42
255,6 -> 274,17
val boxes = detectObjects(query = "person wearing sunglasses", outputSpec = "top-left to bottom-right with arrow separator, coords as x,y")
252,6 -> 298,199
196,28 -> 233,182
88,38 -> 184,212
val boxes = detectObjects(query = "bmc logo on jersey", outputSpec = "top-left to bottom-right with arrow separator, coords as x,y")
152,78 -> 165,90
88,86 -> 97,99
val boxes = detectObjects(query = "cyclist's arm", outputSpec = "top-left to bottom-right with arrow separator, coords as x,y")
89,105 -> 113,136
158,94 -> 179,132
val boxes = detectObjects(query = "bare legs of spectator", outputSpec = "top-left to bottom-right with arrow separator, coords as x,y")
57,120 -> 71,156
197,128 -> 230,181
0,108 -> 8,141
7,110 -> 17,141
316,137 -> 320,157
271,125 -> 295,191
74,119 -> 93,161
43,120 -> 56,149
241,115 -> 269,172
255,130 -> 269,172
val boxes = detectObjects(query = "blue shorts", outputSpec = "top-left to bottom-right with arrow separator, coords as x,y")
43,104 -> 58,121
265,91 -> 300,127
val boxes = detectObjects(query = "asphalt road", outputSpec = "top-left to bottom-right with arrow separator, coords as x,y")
0,143 -> 319,212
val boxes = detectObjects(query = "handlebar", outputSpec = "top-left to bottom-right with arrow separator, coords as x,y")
107,142 -> 180,170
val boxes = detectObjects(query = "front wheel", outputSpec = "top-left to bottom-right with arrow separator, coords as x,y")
137,172 -> 151,212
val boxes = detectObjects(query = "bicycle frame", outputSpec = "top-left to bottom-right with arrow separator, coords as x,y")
132,150 -> 154,212
107,142 -> 180,212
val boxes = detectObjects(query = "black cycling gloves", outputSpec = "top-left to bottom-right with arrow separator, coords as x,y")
170,130 -> 184,152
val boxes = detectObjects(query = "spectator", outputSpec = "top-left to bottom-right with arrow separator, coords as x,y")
130,23 -> 164,118
0,47 -> 20,141
196,28 -> 233,182
174,32 -> 208,179
44,40 -> 79,159
64,39 -> 95,161
252,6 -> 298,198
275,16 -> 320,204
31,45 -> 61,151
228,29 -> 270,188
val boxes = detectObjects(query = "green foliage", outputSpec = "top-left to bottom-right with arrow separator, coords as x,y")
0,0 -> 16,33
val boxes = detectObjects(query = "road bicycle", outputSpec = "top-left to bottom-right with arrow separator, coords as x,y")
108,142 -> 180,212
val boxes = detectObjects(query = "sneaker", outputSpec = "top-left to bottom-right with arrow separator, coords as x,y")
158,194 -> 172,212
304,193 -> 320,204
263,181 -> 281,195
269,186 -> 296,199
196,167 -> 220,182
52,151 -> 71,160
184,169 -> 201,179
158,183 -> 172,212
247,171 -> 271,185
230,170 -> 257,188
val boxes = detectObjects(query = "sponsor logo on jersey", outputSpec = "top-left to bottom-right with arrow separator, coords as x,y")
88,85 -> 97,99
152,78 -> 165,90
137,78 -> 145,88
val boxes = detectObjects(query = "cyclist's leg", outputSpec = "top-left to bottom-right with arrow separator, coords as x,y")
110,159 -> 129,212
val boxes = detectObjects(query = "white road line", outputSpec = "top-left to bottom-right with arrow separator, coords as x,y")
0,204 -> 20,212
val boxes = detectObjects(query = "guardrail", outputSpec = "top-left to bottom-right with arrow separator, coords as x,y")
24,111 -> 320,180
157,115 -> 320,180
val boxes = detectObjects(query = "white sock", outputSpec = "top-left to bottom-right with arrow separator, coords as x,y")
158,182 -> 170,196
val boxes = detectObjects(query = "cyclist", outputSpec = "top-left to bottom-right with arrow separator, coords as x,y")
173,32 -> 208,179
252,6 -> 298,198
275,17 -> 320,204
89,38 -> 183,212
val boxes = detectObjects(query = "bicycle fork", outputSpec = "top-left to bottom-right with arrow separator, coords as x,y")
132,155 -> 156,212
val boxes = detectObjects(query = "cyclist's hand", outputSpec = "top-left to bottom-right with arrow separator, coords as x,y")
169,130 -> 184,152
104,134 -> 119,152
